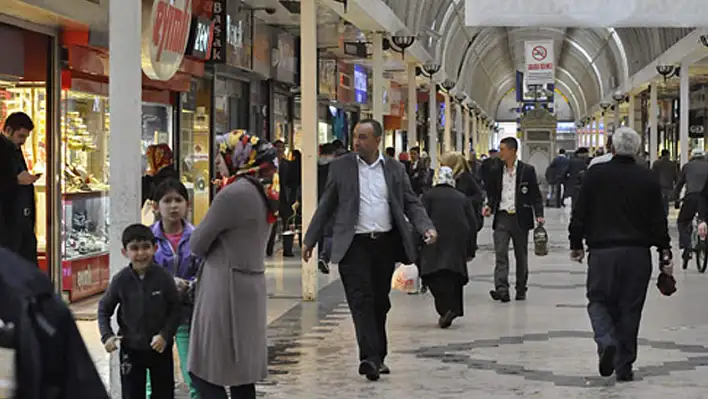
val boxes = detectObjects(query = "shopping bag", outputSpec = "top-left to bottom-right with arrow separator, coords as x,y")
141,200 -> 156,226
533,224 -> 549,256
391,264 -> 419,293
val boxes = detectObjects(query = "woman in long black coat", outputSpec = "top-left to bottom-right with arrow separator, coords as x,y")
419,166 -> 478,329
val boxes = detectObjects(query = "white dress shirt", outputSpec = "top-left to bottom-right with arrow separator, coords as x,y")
355,153 -> 392,234
499,159 -> 517,213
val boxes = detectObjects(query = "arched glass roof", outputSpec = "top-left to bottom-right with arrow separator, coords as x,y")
382,0 -> 694,120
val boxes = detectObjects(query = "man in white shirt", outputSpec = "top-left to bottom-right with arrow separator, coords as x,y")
303,119 -> 436,381
482,137 -> 544,303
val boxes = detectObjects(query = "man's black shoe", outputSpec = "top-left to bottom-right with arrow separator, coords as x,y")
438,310 -> 455,329
515,291 -> 526,301
317,259 -> 330,274
616,371 -> 634,382
282,252 -> 295,258
598,345 -> 616,377
490,290 -> 510,303
379,363 -> 391,375
358,360 -> 380,381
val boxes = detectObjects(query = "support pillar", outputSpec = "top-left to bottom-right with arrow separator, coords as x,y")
650,83 -> 659,164
680,60 -> 690,166
443,93 -> 451,153
628,94 -> 636,130
594,117 -> 599,153
407,62 -> 417,146
472,114 -> 478,154
614,102 -> 620,133
463,106 -> 470,156
300,0 -> 318,301
429,83 -> 438,167
372,32 -> 384,153
455,103 -> 463,152
109,0 -> 142,395
601,112 -> 606,150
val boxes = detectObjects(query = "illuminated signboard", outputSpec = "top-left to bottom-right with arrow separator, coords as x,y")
354,65 -> 367,104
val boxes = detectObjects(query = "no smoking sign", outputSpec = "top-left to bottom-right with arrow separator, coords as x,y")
532,45 -> 547,61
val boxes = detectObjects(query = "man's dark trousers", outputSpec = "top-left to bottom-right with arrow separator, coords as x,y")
587,247 -> 652,375
16,216 -> 37,265
338,232 -> 396,366
493,211 -> 529,294
677,193 -> 699,251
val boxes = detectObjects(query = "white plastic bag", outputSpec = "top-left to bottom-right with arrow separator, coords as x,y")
141,200 -> 156,226
391,264 -> 419,293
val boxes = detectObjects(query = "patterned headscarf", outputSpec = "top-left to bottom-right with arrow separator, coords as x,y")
215,130 -> 279,224
435,166 -> 456,187
146,143 -> 173,175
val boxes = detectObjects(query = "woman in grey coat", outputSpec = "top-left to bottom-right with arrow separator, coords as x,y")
188,131 -> 280,399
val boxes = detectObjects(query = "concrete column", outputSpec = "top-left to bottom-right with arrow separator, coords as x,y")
372,32 -> 384,153
108,0 -> 142,395
463,106 -> 470,156
300,0 -> 318,301
613,102 -> 620,133
407,63 -> 417,146
601,113 -> 606,150
680,60 -> 690,166
429,83 -> 438,167
472,114 -> 478,154
442,93 -> 451,153
628,94 -> 636,130
594,117 -> 600,153
455,103 -> 463,152
650,83 -> 659,164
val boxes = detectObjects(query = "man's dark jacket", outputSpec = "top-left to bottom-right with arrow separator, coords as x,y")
485,159 -> 544,231
304,153 -> 434,264
651,156 -> 678,193
569,155 -> 670,251
545,155 -> 570,185
563,155 -> 590,200
0,135 -> 27,250
0,248 -> 109,399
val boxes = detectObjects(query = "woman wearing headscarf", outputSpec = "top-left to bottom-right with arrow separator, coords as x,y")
188,131 -> 279,399
441,151 -> 484,232
142,143 -> 178,205
419,166 -> 478,329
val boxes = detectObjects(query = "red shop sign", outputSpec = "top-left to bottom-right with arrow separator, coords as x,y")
142,0 -> 193,81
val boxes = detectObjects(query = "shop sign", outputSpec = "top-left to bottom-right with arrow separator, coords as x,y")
354,65 -> 368,104
224,1 -> 252,69
209,0 -> 227,63
272,31 -> 296,84
524,40 -> 554,86
318,59 -> 337,99
186,16 -> 214,60
253,19 -> 272,78
142,0 -> 193,81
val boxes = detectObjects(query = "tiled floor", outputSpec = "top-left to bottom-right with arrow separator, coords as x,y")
83,208 -> 708,398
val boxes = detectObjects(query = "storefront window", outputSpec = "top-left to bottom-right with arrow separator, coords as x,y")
180,78 -> 211,224
142,103 -> 173,174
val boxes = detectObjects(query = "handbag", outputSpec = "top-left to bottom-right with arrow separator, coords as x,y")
141,200 -> 156,226
533,224 -> 549,256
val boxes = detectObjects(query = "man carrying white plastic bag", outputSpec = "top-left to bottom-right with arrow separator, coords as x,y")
391,263 -> 420,294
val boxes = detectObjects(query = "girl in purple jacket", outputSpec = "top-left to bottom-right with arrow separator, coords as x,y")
148,178 -> 200,399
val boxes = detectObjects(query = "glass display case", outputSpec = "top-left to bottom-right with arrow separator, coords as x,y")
180,78 -> 211,224
60,90 -> 111,301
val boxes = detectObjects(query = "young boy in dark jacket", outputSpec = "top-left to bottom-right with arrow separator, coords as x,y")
98,224 -> 181,399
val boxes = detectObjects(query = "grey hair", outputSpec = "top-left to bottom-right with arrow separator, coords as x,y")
611,127 -> 641,156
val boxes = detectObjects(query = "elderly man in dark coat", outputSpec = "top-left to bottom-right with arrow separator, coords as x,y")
419,166 -> 478,329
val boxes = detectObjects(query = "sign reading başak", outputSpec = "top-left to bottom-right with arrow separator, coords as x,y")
464,0 -> 708,27
142,0 -> 193,81
524,40 -> 554,86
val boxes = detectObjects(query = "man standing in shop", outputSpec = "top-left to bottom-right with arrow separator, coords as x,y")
0,112 -> 39,265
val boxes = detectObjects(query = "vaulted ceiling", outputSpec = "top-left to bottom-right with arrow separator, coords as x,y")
382,0 -> 694,121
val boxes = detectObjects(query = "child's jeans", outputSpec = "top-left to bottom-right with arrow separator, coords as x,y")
120,346 -> 174,399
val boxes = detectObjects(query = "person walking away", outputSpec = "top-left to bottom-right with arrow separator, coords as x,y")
98,224 -> 181,399
673,148 -> 708,268
545,148 -> 570,208
651,149 -> 679,216
0,248 -> 109,398
441,151 -> 483,232
419,166 -> 477,329
148,179 -> 201,399
266,140 -> 294,257
0,112 -> 40,264
563,147 -> 590,207
302,119 -> 436,381
188,131 -> 279,399
142,143 -> 178,206
483,137 -> 544,303
569,127 -> 673,382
